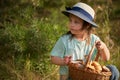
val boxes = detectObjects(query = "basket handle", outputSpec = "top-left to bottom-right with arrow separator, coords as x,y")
94,52 -> 100,61
85,44 -> 100,68
85,44 -> 95,68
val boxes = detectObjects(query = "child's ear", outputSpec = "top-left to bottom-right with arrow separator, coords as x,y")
87,23 -> 91,26
86,24 -> 91,29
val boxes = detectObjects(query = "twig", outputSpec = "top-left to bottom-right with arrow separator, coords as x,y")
42,67 -> 59,80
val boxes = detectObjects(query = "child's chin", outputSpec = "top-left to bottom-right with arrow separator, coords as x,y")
70,32 -> 78,35
70,31 -> 75,34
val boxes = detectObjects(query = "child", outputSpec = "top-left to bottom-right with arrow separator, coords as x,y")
50,2 -> 119,80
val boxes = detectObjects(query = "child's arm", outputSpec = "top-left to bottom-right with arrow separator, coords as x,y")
96,40 -> 110,61
51,56 -> 66,66
51,56 -> 71,66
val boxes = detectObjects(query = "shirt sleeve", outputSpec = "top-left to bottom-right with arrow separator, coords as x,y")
50,37 -> 65,58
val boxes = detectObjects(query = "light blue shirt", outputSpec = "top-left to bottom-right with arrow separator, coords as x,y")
51,34 -> 100,75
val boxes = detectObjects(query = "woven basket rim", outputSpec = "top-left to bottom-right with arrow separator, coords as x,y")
69,63 -> 112,76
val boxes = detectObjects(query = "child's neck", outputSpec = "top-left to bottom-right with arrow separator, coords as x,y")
74,32 -> 88,41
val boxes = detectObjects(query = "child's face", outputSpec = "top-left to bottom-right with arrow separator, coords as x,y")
68,14 -> 84,35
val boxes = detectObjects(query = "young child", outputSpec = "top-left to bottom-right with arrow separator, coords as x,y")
50,2 -> 119,80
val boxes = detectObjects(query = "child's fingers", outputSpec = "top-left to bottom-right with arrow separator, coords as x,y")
95,40 -> 103,50
95,40 -> 101,45
64,56 -> 72,65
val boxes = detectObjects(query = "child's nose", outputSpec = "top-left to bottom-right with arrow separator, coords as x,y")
70,22 -> 75,28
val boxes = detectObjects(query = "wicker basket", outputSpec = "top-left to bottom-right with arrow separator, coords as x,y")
68,45 -> 112,80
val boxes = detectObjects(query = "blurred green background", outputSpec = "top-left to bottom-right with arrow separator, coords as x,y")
0,0 -> 120,80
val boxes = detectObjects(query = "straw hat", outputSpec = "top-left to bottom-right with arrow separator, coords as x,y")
62,2 -> 98,27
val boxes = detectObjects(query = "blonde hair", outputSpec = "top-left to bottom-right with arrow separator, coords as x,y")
83,21 -> 94,45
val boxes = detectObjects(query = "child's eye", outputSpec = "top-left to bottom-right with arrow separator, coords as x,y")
74,21 -> 79,24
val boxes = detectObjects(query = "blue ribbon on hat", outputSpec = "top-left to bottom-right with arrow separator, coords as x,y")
66,7 -> 93,21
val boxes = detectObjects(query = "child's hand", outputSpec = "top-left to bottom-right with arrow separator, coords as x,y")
95,40 -> 106,51
95,40 -> 110,61
64,56 -> 72,65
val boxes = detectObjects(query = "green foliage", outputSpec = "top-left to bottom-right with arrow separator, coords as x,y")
0,18 -> 65,79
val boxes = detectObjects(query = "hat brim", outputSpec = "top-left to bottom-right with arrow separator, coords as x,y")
62,10 -> 98,27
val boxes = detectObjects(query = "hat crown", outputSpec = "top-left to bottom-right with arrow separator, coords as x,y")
73,2 -> 95,19
62,2 -> 98,27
